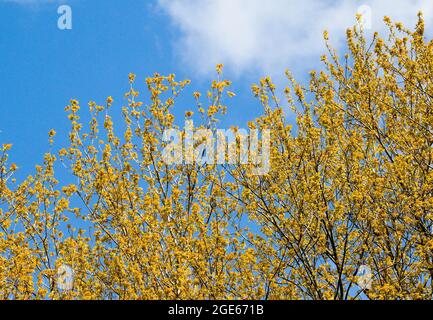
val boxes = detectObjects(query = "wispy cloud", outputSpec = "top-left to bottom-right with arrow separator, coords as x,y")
158,0 -> 433,78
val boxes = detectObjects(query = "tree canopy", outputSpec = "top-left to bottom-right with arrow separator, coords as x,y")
1,14 -> 433,300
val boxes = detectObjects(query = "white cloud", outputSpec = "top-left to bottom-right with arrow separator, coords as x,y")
158,0 -> 433,78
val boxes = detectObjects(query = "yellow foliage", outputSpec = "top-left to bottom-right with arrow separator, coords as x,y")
1,15 -> 433,300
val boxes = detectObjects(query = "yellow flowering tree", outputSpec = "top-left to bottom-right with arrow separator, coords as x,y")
227,13 -> 433,300
1,14 -> 433,300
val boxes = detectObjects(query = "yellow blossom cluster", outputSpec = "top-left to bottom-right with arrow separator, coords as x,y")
1,14 -> 433,300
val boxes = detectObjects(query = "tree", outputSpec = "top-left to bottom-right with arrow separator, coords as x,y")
1,14 -> 433,300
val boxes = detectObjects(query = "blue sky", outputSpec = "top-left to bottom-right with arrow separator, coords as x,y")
1,0 -> 431,180
0,0 -> 268,179
0,0 -> 174,178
